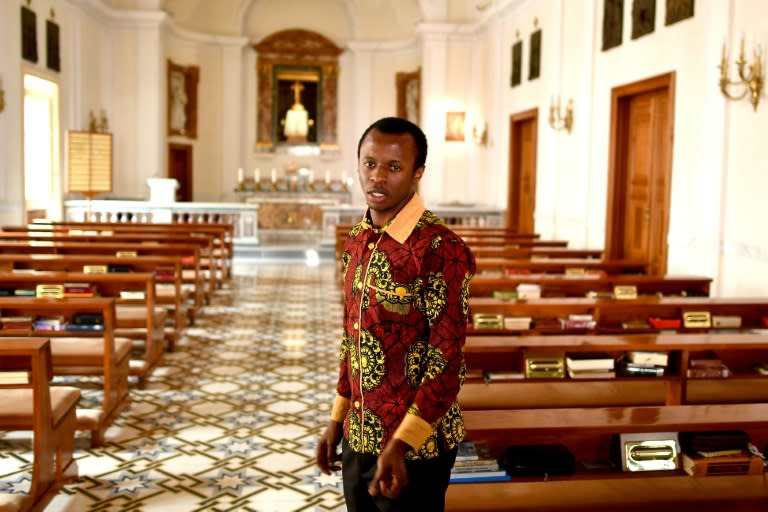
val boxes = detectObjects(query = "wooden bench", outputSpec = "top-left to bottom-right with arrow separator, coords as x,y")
447,404 -> 768,511
467,296 -> 768,335
14,220 -> 234,282
474,257 -> 650,276
0,297 -> 130,446
0,271 -> 165,388
0,338 -> 80,512
0,240 -> 206,311
470,274 -> 712,298
470,246 -> 603,259
0,253 -> 189,346
0,230 -> 223,299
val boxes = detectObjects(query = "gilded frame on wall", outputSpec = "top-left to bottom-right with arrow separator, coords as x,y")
631,0 -> 655,40
665,0 -> 694,26
511,41 -> 522,87
167,60 -> 199,139
602,0 -> 624,51
396,68 -> 421,125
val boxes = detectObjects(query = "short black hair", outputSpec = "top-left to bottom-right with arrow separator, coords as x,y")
357,117 -> 428,171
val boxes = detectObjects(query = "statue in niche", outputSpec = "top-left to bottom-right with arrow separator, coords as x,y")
169,70 -> 188,134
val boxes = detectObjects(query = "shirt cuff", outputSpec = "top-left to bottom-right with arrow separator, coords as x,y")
393,413 -> 433,451
330,394 -> 350,423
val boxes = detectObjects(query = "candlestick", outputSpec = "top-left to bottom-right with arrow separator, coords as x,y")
271,168 -> 277,183
237,168 -> 244,184
254,168 -> 260,182
324,170 -> 331,184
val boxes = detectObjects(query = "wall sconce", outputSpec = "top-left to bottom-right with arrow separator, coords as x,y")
472,122 -> 488,146
719,37 -> 763,111
0,76 -> 5,113
548,96 -> 573,133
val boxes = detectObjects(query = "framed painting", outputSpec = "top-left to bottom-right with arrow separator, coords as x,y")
396,69 -> 421,125
47,19 -> 61,72
666,0 -> 694,25
21,6 -> 38,63
511,41 -> 522,87
602,0 -> 624,51
528,29 -> 541,81
631,0 -> 655,40
167,60 -> 199,138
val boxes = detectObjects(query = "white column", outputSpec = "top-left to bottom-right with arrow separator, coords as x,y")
134,15 -> 164,182
219,41 -> 247,194
416,26 -> 449,206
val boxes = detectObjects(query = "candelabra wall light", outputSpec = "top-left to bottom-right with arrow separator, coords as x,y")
548,96 -> 573,133
0,76 -> 5,113
719,37 -> 763,111
472,122 -> 488,146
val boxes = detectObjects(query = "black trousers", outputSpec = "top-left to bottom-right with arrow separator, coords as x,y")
341,439 -> 457,512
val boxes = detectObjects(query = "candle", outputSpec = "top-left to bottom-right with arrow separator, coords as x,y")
254,168 -> 260,182
271,168 -> 277,183
237,168 -> 244,183
325,170 -> 331,184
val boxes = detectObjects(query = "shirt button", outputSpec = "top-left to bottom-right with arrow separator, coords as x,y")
368,242 -> 375,249
354,401 -> 361,409
353,322 -> 359,330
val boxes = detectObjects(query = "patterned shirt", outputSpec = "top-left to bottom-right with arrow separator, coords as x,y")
330,194 -> 476,459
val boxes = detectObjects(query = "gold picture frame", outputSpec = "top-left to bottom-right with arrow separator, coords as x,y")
396,68 -> 421,124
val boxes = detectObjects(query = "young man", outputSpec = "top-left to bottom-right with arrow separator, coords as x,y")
316,117 -> 476,511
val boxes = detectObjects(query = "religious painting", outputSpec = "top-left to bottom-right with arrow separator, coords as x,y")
631,0 -> 656,40
396,68 -> 421,125
665,0 -> 694,25
511,41 -> 522,87
445,112 -> 465,142
275,66 -> 319,144
21,6 -> 38,63
46,19 -> 61,72
167,60 -> 199,138
602,0 -> 624,51
528,29 -> 541,81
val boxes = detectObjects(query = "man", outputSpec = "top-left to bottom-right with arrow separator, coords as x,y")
316,117 -> 476,511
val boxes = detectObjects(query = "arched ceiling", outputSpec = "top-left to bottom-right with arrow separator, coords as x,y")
160,0 -> 424,42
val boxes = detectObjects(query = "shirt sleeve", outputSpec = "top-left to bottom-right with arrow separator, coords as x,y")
394,233 -> 476,449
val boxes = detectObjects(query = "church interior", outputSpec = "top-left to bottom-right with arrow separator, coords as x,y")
1,0 -> 768,510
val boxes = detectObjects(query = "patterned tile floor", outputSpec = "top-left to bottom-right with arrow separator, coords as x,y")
0,261 -> 348,511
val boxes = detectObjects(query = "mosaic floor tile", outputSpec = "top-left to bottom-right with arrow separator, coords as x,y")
1,262 -> 348,511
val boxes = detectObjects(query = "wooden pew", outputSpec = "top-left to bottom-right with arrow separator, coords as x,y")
0,252 -> 191,342
0,338 -> 80,512
0,230 -> 222,298
0,271 -> 165,388
11,220 -> 234,282
470,246 -> 603,259
447,405 -> 768,511
0,240 -> 206,310
474,257 -> 650,275
469,274 -> 712,298
467,296 -> 768,334
0,297 -> 130,447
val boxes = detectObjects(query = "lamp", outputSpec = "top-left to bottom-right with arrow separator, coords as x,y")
472,122 -> 488,146
548,96 -> 573,133
283,81 -> 314,143
719,37 -> 763,111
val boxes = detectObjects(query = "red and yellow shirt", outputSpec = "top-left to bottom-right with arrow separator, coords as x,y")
331,194 -> 476,459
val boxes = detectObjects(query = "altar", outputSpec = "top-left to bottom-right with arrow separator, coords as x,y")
235,190 -> 350,231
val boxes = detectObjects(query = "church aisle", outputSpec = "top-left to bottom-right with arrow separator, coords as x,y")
0,262 -> 347,511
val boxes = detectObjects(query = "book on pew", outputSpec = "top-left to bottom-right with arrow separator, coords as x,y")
0,316 -> 35,329
65,323 -> 105,332
567,368 -> 616,379
626,350 -> 668,367
120,290 -> 147,299
616,357 -> 665,377
566,352 -> 615,371
63,282 -> 96,297
0,371 -> 31,384
483,370 -> 525,382
449,470 -> 511,483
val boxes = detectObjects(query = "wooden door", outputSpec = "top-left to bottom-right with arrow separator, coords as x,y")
507,108 -> 538,233
168,143 -> 192,202
605,73 -> 675,276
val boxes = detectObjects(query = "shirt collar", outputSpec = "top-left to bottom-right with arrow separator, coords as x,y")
360,193 -> 425,244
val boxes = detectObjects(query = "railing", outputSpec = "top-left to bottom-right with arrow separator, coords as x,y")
64,200 -> 505,248
64,200 -> 260,243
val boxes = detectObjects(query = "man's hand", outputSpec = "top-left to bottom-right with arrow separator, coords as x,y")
368,439 -> 410,499
316,420 -> 343,474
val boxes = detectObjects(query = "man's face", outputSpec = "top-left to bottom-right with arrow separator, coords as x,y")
357,129 -> 424,228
